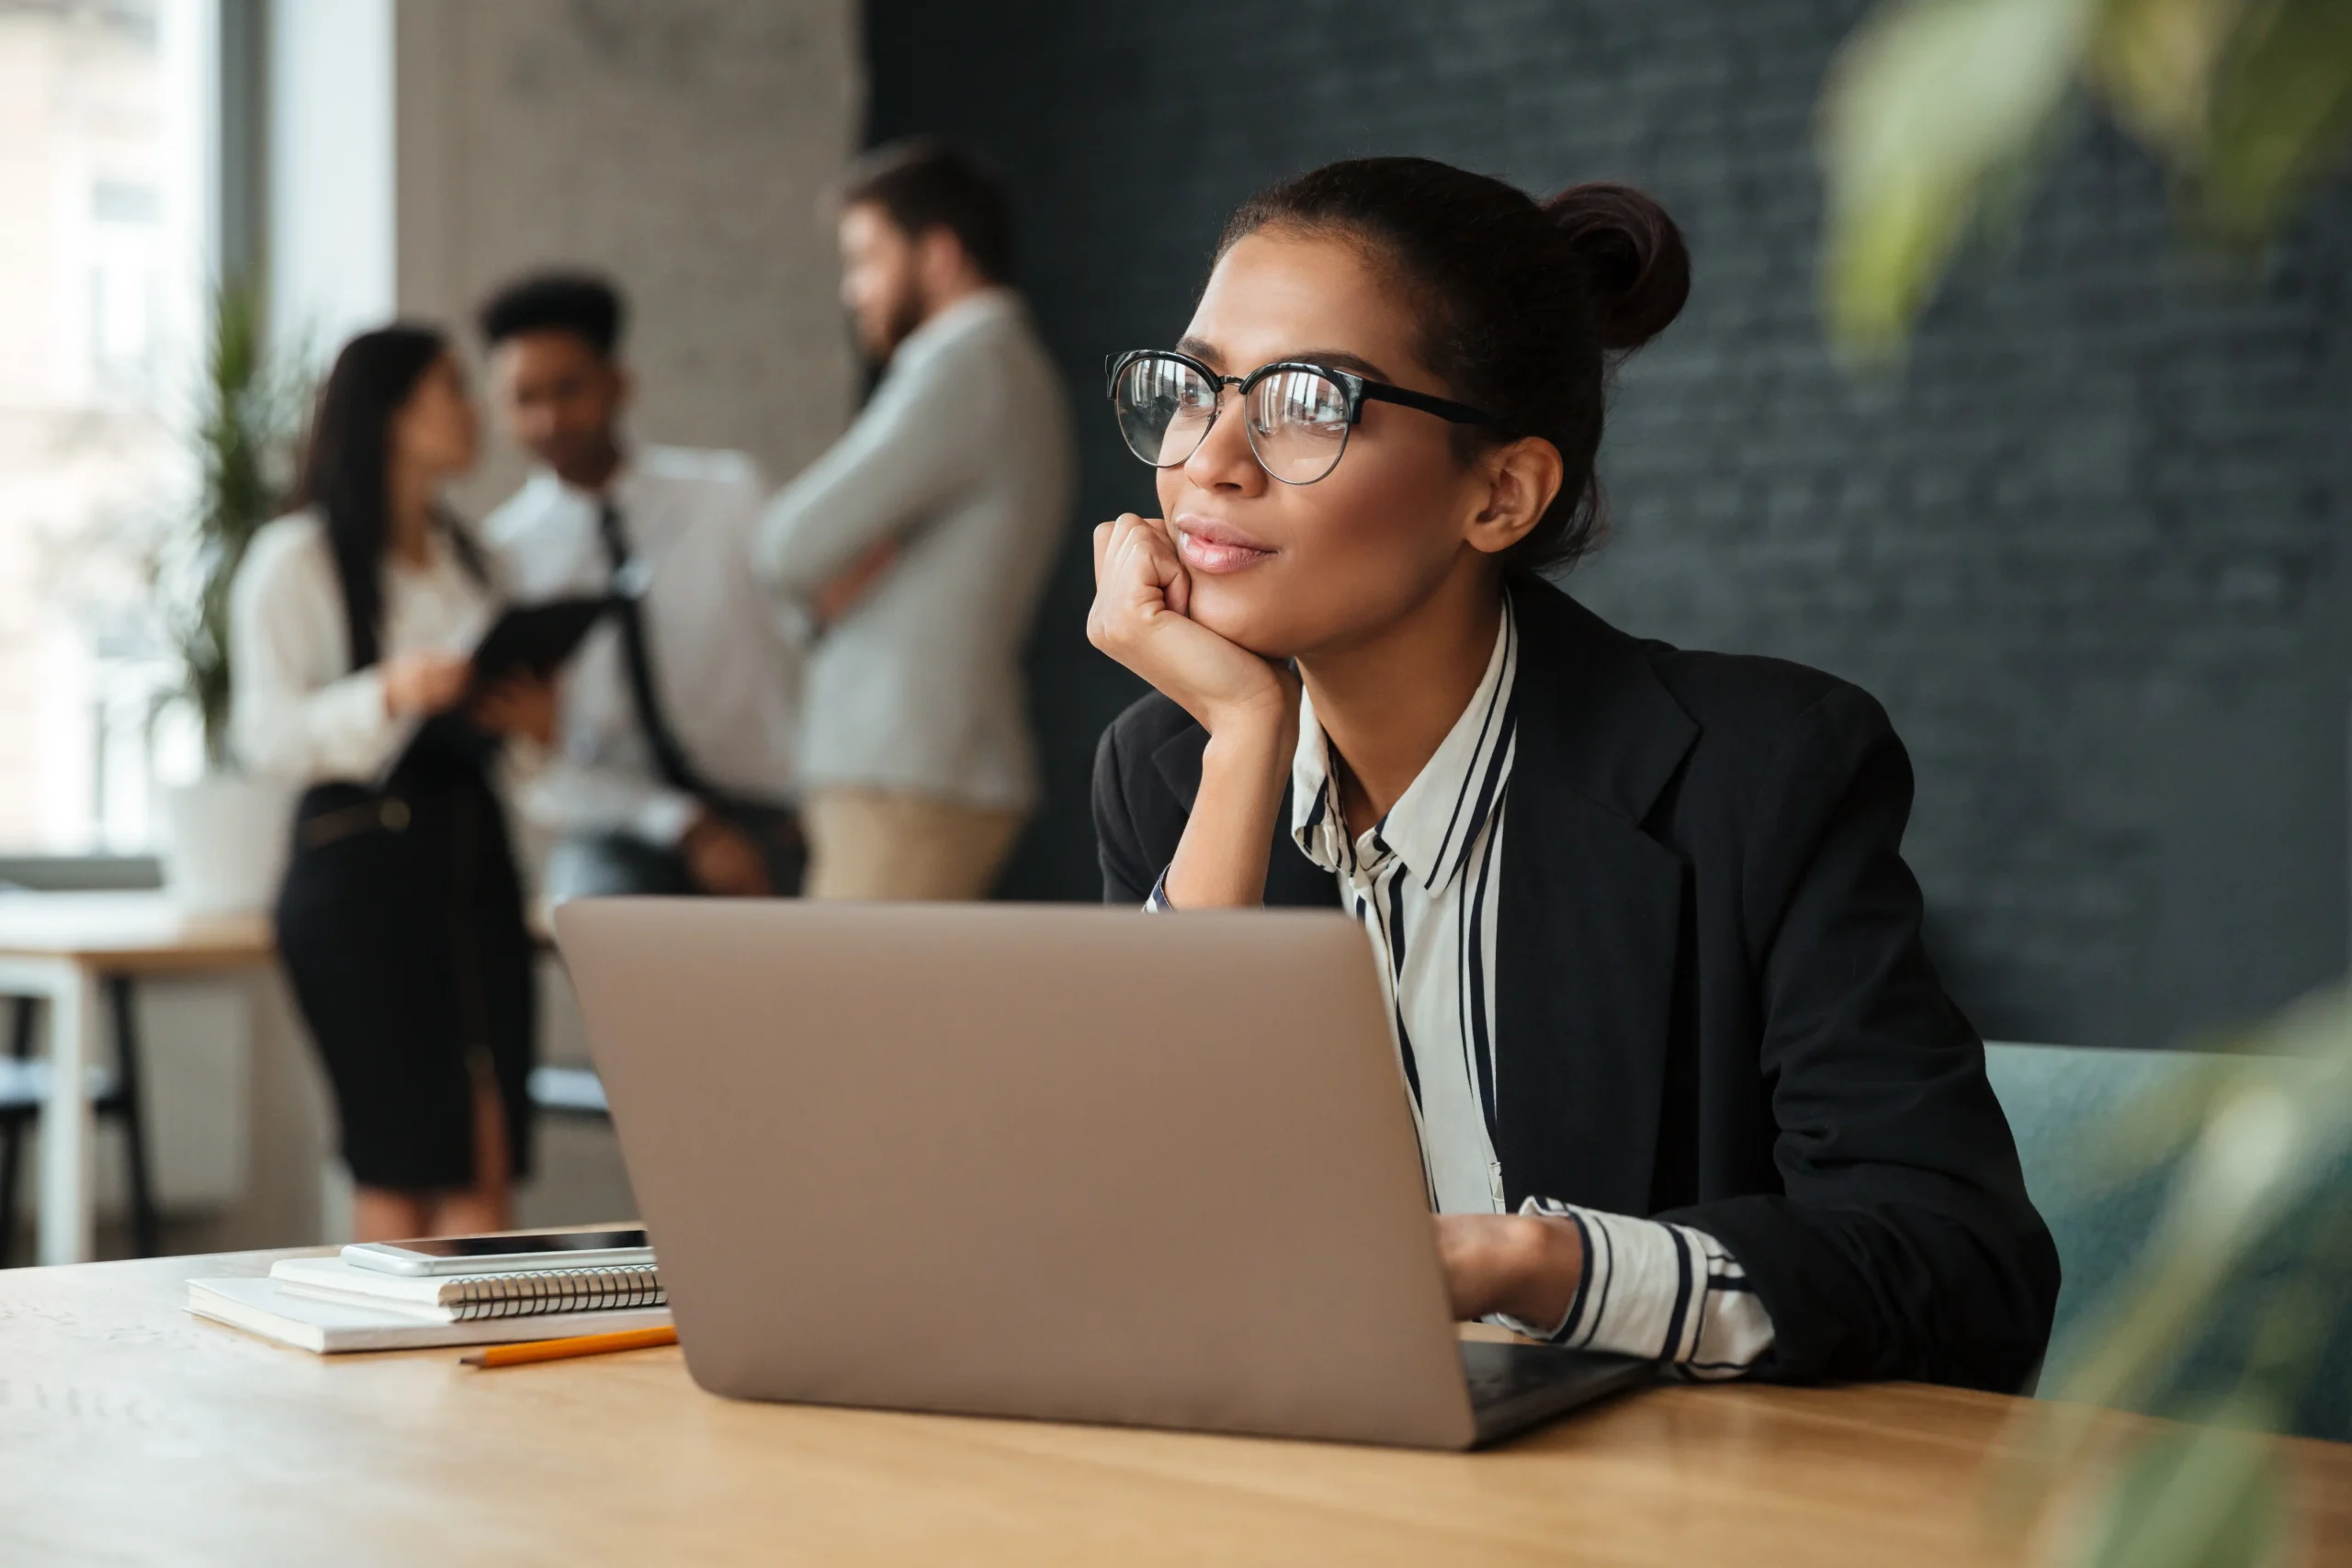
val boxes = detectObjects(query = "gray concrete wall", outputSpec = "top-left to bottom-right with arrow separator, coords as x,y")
393,0 -> 864,513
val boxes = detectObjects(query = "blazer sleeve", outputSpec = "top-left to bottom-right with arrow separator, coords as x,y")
1655,685 -> 2060,1391
1091,718 -> 1160,905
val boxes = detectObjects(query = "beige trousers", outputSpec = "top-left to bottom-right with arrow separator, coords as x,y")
802,789 -> 1026,901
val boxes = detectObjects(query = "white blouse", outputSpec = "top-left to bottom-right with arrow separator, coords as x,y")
228,511 -> 499,786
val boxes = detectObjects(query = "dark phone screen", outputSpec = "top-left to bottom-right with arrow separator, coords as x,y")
389,1228 -> 649,1258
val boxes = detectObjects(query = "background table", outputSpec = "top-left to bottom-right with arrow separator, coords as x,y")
0,893 -> 273,1264
4,1247 -> 2350,1565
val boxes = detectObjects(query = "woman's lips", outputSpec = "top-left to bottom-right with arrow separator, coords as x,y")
1175,520 -> 1276,574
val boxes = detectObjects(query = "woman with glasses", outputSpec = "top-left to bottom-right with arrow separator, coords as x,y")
1089,158 -> 2056,1391
232,325 -> 553,1243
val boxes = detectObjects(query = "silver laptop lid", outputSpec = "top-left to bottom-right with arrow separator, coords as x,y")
555,899 -> 1478,1449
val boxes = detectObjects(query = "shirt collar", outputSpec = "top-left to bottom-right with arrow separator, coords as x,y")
1290,593 -> 1521,893
521,451 -> 637,508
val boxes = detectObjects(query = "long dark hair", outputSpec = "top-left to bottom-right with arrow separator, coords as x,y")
1219,157 -> 1690,572
291,324 -> 484,670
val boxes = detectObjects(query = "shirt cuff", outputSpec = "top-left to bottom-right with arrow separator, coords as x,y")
1142,866 -> 1175,912
632,790 -> 703,848
307,669 -> 411,783
1496,1198 -> 1777,1380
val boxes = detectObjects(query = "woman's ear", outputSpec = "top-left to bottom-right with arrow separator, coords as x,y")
1464,436 -> 1564,557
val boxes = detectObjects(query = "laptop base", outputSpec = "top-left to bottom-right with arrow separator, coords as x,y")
1463,1340 -> 1653,1447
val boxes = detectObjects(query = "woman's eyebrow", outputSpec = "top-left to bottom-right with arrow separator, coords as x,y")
1288,347 -> 1392,381
1174,334 -> 1223,367
1174,338 -> 1396,382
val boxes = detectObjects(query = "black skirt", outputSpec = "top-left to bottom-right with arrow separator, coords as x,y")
273,720 -> 536,1190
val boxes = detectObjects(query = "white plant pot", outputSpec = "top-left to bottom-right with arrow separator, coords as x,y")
161,774 -> 295,914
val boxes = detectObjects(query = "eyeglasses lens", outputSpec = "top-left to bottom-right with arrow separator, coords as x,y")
1246,368 -> 1351,484
1114,356 -> 1352,483
1115,356 -> 1219,468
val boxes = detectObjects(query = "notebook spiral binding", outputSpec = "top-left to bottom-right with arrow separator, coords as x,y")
447,1265 -> 667,1321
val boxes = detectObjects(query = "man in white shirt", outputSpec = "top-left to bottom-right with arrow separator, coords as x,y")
757,141 -> 1075,900
478,273 -> 806,900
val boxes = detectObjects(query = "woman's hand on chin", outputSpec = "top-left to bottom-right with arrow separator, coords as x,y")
1091,513 -> 1295,908
1087,513 -> 1295,739
1435,1213 -> 1585,1330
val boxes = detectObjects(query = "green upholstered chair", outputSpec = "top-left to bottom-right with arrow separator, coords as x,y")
1984,1041 -> 2352,1441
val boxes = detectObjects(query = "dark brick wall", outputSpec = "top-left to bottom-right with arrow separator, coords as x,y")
865,0 -> 2352,1049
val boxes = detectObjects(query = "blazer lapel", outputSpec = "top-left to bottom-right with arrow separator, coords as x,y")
1495,581 -> 1699,1215
1149,727 -> 1336,909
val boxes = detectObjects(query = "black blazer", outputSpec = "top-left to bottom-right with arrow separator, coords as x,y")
1091,577 -> 2059,1392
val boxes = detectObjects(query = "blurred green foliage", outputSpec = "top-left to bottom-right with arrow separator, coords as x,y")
1819,0 -> 2352,361
1994,992 -> 2352,1564
157,275 -> 306,769
1819,7 -> 2352,1555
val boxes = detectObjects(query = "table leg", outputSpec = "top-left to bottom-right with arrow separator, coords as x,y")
37,964 -> 100,1266
107,976 -> 159,1258
1,997 -> 37,1264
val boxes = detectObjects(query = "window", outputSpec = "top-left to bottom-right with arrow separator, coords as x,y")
0,0 -> 208,852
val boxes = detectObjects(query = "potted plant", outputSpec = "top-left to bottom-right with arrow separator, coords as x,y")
151,274 -> 306,912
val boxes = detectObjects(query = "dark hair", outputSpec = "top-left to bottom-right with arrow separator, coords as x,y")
1219,157 -> 1690,572
476,271 -> 627,358
292,324 -> 484,670
839,137 -> 1013,284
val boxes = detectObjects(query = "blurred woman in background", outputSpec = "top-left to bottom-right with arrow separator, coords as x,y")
232,325 -> 552,1242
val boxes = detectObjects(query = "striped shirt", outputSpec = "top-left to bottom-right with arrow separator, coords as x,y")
1148,597 -> 1774,1375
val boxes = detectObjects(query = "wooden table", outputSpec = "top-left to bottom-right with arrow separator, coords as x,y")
4,1249 -> 2350,1565
0,893 -> 274,1265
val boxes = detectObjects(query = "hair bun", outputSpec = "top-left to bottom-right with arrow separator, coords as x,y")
1543,182 -> 1690,352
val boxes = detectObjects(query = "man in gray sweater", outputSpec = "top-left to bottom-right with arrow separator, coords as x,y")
757,140 -> 1074,900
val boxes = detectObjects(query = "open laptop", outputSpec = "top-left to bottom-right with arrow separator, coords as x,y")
554,899 -> 1650,1450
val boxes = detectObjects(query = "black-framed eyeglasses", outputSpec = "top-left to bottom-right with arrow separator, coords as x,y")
1104,349 -> 1500,486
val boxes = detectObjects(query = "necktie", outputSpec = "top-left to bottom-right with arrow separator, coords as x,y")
596,502 -> 710,800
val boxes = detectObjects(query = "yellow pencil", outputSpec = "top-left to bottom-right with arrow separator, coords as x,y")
459,1325 -> 678,1368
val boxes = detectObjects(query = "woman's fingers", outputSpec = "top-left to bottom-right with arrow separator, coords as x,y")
1096,515 -> 1174,626
1431,1213 -> 1585,1326
1151,517 -> 1193,619
1086,513 -> 1298,732
472,673 -> 558,745
1089,516 -> 1159,652
1118,518 -> 1182,611
382,649 -> 475,716
426,658 -> 473,713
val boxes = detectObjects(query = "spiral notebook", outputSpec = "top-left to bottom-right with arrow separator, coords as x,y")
186,1277 -> 672,1354
267,1255 -> 666,1322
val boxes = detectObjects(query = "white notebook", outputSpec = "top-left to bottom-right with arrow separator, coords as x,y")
187,1276 -> 673,1354
269,1255 -> 666,1322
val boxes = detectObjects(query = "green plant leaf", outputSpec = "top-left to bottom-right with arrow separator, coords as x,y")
2087,0 -> 2247,157
1996,989 -> 2352,1531
1819,0 -> 2098,363
2198,0 -> 2352,240
2049,1028 -> 2352,1420
163,271 -> 309,769
2064,1413 -> 2288,1568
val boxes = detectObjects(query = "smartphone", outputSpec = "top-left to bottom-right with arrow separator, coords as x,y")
341,1227 -> 653,1276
